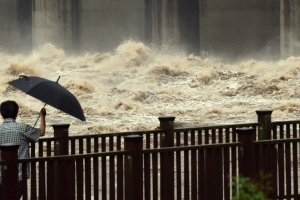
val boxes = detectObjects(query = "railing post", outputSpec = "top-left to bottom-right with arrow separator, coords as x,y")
124,135 -> 143,200
256,110 -> 278,199
52,124 -> 74,200
53,124 -> 70,156
158,116 -> 175,200
0,144 -> 19,200
256,110 -> 273,140
237,127 -> 255,178
158,116 -> 175,147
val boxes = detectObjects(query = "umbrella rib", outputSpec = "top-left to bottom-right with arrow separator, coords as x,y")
33,76 -> 61,127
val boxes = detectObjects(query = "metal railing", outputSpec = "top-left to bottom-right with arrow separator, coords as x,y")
0,110 -> 300,199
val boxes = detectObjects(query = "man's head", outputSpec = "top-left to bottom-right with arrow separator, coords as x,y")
0,100 -> 19,119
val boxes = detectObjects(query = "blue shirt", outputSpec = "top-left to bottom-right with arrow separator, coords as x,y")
0,118 -> 40,181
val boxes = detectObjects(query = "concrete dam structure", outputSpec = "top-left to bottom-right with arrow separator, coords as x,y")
0,0 -> 299,62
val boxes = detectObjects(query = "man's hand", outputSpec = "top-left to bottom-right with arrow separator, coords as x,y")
40,108 -> 46,117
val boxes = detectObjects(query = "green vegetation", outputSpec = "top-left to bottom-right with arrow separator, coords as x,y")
231,172 -> 273,200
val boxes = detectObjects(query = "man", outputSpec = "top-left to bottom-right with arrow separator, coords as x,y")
0,100 -> 46,199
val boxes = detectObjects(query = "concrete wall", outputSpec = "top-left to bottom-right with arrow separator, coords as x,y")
1,0 -> 299,61
280,0 -> 300,58
33,0 -> 145,54
199,0 -> 280,62
31,0 -> 281,61
146,0 -> 200,53
0,0 -> 32,54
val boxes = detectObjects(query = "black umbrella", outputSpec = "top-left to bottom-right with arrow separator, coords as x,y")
8,75 -> 85,125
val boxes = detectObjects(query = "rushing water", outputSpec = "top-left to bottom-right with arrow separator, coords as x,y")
0,40 -> 300,136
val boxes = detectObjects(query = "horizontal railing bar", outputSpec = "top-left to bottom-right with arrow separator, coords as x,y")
143,142 -> 242,153
65,129 -> 164,140
37,137 -> 59,142
36,122 -> 264,143
31,120 -> 300,144
174,122 -> 261,132
18,150 -> 130,163
271,120 -> 300,125
254,138 -> 300,145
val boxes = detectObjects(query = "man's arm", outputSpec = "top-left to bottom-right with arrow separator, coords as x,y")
39,108 -> 46,136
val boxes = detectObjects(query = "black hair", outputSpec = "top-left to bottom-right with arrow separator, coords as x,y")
0,100 -> 19,119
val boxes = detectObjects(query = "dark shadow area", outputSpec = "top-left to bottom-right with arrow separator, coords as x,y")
17,0 -> 32,54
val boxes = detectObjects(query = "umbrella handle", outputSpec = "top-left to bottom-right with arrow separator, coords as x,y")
34,103 -> 46,127
33,76 -> 60,127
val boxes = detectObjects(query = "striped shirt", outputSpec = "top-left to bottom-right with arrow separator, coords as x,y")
0,118 -> 40,181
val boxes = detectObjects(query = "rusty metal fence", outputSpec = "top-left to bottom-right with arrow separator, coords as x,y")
0,110 -> 300,199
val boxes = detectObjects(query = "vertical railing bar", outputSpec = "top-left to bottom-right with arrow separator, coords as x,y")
30,159 -> 37,200
198,129 -> 202,145
224,128 -> 230,200
191,130 -> 197,200
109,153 -> 115,199
216,147 -> 223,199
175,131 -> 180,147
76,139 -> 84,199
93,138 -> 99,200
287,124 -> 291,139
198,148 -> 205,199
176,131 -> 181,199
76,157 -> 84,200
144,152 -> 151,200
280,124 -> 284,139
85,158 -> 91,200
46,141 -> 51,156
38,141 -> 46,200
191,130 -> 195,146
205,129 -> 209,144
39,160 -> 46,200
117,153 -> 124,199
272,124 -> 278,140
116,135 -> 123,199
85,138 -> 91,200
206,148 -> 215,199
22,163 -> 28,200
231,128 -> 237,179
212,129 -> 216,144
30,142 -> 37,200
219,128 -> 223,143
46,141 -> 52,199
218,127 -> 224,199
184,131 -> 189,199
152,151 -> 158,200
47,160 -> 54,200
232,127 -> 237,142
292,127 -> 298,198
101,137 -> 107,200
71,139 -> 75,155
39,143 -> 45,199
146,134 -> 150,149
286,124 -> 291,198
278,140 -> 285,198
279,123 -> 285,198
79,138 -> 84,154
109,136 -> 113,151
154,133 -> 158,148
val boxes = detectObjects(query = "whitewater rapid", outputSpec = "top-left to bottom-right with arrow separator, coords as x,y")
0,40 -> 299,136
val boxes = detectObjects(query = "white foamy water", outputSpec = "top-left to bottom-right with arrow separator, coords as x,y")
0,40 -> 300,136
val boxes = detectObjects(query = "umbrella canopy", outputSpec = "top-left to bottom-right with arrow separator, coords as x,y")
7,76 -> 85,121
